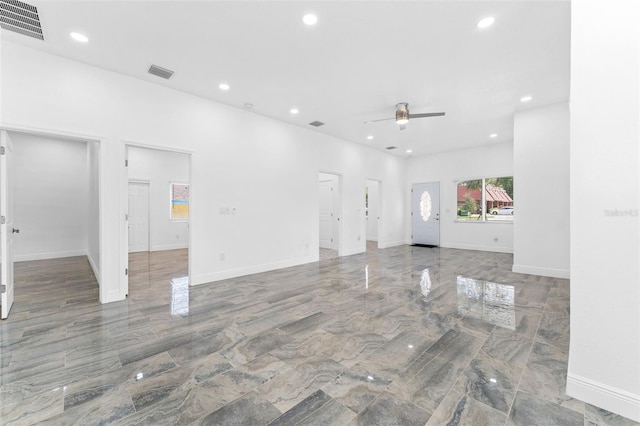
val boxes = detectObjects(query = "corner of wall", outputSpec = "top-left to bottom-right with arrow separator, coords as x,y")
567,374 -> 640,422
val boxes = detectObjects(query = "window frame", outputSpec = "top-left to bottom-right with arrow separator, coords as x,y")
455,177 -> 514,223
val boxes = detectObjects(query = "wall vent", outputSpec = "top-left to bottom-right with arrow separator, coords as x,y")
0,0 -> 44,40
148,64 -> 174,80
385,146 -> 397,150
309,121 -> 325,127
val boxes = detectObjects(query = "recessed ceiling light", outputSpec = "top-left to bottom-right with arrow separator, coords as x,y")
70,32 -> 89,43
367,135 -> 374,140
490,133 -> 498,138
290,108 -> 299,115
218,83 -> 230,91
477,16 -> 495,29
520,95 -> 533,103
244,103 -> 253,109
302,13 -> 318,26
406,149 -> 413,154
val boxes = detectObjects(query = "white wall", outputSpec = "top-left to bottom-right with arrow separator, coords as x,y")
567,0 -> 640,421
513,103 -> 570,278
1,42 -> 406,302
405,142 -> 514,253
366,179 -> 379,241
11,133 -> 90,262
128,146 -> 189,251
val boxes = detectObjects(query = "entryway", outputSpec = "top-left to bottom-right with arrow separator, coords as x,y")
411,182 -> 441,246
366,179 -> 381,251
1,129 -> 101,319
124,145 -> 191,301
318,172 -> 340,260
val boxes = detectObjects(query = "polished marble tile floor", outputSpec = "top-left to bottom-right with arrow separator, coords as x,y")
1,246 -> 638,425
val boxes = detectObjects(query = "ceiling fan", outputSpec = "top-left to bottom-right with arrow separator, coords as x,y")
365,102 -> 445,130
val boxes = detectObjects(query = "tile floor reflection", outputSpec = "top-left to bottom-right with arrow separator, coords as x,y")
1,246 -> 638,425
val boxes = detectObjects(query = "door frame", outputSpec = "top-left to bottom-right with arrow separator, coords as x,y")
0,124 -> 105,304
365,178 -> 382,249
318,171 -> 342,256
127,179 -> 150,253
1,130 -> 15,318
122,141 -> 193,296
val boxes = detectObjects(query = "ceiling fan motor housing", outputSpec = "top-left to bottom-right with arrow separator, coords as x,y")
395,102 -> 410,124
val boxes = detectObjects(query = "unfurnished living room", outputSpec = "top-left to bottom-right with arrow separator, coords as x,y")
0,1 -> 638,425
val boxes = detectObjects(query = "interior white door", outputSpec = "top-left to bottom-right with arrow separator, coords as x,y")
319,180 -> 334,249
1,131 -> 15,319
128,181 -> 150,253
412,182 -> 440,246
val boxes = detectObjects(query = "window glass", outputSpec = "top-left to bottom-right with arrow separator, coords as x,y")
457,177 -> 513,222
170,183 -> 189,220
420,191 -> 432,221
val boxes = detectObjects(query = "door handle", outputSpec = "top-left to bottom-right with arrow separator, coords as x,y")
12,228 -> 20,234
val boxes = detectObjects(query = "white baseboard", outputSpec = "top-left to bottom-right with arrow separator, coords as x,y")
86,251 -> 101,286
377,240 -> 405,249
567,373 -> 640,422
14,249 -> 87,262
341,247 -> 365,256
512,264 -> 570,279
192,255 -> 317,286
440,242 -> 514,254
151,243 -> 189,252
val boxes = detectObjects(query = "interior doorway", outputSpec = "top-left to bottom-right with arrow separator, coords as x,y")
318,172 -> 340,260
125,145 -> 191,300
366,179 -> 381,251
1,129 -> 101,319
128,181 -> 150,252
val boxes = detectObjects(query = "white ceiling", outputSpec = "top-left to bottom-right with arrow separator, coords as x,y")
3,1 -> 570,157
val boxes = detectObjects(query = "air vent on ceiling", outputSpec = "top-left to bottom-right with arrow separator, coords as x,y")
0,0 -> 44,40
148,64 -> 174,80
309,121 -> 325,127
385,146 -> 397,150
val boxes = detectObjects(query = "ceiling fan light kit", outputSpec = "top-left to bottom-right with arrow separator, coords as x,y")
395,102 -> 410,125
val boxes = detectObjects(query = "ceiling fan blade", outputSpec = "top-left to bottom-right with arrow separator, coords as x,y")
409,112 -> 446,119
363,117 -> 395,124
399,124 -> 407,131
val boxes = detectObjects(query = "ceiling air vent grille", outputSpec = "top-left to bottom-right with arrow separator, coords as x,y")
0,0 -> 44,40
148,64 -> 174,80
385,146 -> 397,150
309,121 -> 325,127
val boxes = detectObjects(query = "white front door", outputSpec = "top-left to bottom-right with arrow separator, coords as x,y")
319,180 -> 334,249
128,181 -> 150,253
412,182 -> 440,246
1,131 -> 15,319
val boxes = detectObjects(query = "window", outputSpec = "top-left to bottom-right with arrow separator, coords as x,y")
456,176 -> 513,222
170,183 -> 189,220
420,191 -> 432,221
